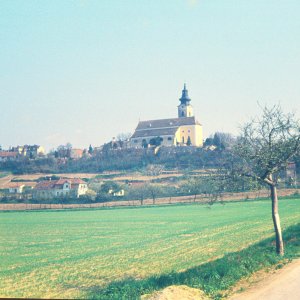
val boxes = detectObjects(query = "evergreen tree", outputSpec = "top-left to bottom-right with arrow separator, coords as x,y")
187,136 -> 192,146
88,144 -> 93,154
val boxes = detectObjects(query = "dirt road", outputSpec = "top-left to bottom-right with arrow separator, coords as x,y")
229,259 -> 300,300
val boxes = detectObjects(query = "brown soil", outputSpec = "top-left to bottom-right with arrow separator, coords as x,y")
141,285 -> 210,300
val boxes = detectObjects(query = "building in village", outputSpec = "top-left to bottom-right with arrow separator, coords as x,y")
10,145 -> 45,158
70,148 -> 84,159
285,161 -> 297,187
130,84 -> 203,148
7,183 -> 25,194
0,151 -> 19,162
0,182 -> 36,194
33,178 -> 88,199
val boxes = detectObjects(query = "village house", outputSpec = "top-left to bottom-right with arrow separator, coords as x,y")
7,183 -> 25,194
33,178 -> 88,199
1,181 -> 36,194
70,148 -> 84,159
0,151 -> 19,162
10,145 -> 45,158
108,188 -> 125,197
130,84 -> 203,148
285,161 -> 297,187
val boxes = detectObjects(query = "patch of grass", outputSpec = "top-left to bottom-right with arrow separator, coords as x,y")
0,198 -> 299,299
88,223 -> 300,299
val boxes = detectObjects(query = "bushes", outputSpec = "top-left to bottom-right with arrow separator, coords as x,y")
0,147 -> 227,174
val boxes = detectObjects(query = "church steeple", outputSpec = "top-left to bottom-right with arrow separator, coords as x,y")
178,83 -> 194,118
179,83 -> 191,104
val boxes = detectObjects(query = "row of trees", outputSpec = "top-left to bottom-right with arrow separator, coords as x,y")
0,146 -> 231,174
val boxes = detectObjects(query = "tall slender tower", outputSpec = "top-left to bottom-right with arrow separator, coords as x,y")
178,83 -> 194,118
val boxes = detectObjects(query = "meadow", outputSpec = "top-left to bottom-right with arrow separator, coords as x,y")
0,198 -> 299,299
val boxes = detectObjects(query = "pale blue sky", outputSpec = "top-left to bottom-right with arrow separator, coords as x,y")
1,0 -> 300,150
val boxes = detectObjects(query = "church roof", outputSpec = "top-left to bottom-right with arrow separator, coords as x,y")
131,127 -> 178,138
131,116 -> 200,138
179,83 -> 191,104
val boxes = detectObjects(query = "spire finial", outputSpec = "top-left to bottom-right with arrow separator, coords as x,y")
184,83 -> 187,90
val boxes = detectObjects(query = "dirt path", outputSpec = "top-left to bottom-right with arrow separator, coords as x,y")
229,259 -> 300,300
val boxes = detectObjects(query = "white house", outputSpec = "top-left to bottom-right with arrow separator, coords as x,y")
33,178 -> 88,199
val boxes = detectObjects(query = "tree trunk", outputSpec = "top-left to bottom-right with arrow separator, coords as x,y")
270,184 -> 284,255
151,192 -> 155,205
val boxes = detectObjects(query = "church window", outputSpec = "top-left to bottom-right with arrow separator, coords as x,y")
182,137 -> 184,143
167,137 -> 172,141
181,112 -> 184,117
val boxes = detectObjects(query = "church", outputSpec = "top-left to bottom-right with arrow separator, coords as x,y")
130,84 -> 203,148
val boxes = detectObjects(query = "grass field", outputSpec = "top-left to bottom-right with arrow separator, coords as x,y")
0,198 -> 299,299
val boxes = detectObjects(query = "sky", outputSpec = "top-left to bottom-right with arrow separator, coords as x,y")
1,0 -> 300,151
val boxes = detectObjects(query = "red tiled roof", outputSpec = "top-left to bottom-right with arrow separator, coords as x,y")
5,182 -> 36,188
54,179 -> 71,186
35,178 -> 86,190
71,149 -> 84,154
0,151 -> 18,157
5,182 -> 25,188
35,181 -> 56,190
70,178 -> 86,184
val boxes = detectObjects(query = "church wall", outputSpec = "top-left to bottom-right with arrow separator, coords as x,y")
130,135 -> 175,148
175,125 -> 203,147
194,124 -> 203,147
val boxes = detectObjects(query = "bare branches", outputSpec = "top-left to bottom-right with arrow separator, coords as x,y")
233,104 -> 299,256
234,105 -> 300,185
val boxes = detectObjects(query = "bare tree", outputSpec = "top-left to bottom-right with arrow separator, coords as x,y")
204,173 -> 226,206
233,105 -> 300,255
185,176 -> 203,202
117,132 -> 132,142
144,164 -> 164,204
145,183 -> 162,205
128,184 -> 148,206
145,164 -> 164,177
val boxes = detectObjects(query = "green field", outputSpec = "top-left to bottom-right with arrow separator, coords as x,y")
0,199 -> 299,299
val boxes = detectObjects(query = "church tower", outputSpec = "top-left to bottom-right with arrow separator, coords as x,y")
178,83 -> 194,118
